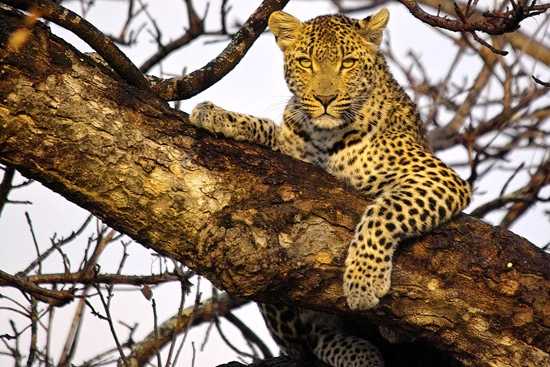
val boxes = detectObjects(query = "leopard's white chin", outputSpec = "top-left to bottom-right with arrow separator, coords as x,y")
312,114 -> 344,129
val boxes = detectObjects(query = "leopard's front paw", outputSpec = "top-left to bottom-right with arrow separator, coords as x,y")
343,256 -> 392,310
189,101 -> 218,130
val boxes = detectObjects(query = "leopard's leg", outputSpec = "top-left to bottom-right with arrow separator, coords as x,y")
260,305 -> 384,366
310,325 -> 384,367
299,310 -> 384,367
189,102 -> 278,148
258,303 -> 311,360
344,153 -> 471,310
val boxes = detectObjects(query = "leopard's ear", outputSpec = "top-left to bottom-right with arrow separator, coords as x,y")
269,11 -> 303,51
359,8 -> 389,46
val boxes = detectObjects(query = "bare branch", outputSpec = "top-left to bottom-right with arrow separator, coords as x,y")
25,297 -> 37,367
376,0 -> 550,64
397,0 -> 547,35
58,228 -> 115,367
151,0 -> 290,100
501,158 -> 550,227
24,212 -> 42,275
0,270 -> 74,305
20,215 -> 93,276
8,271 -> 184,286
428,46 -> 497,150
0,165 -> 14,216
139,0 -> 205,73
224,311 -> 273,359
95,282 -> 128,364
127,294 -> 248,366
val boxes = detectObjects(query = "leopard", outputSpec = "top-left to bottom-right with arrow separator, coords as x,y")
189,8 -> 471,367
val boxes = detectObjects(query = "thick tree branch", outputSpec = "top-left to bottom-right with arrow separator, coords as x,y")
2,0 -> 150,90
0,8 -> 549,367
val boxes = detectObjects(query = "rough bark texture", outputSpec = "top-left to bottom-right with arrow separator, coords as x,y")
0,9 -> 549,367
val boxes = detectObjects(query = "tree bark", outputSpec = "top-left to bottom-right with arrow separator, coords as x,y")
0,8 -> 549,367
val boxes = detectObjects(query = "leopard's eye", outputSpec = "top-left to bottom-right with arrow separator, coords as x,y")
342,58 -> 357,69
297,57 -> 312,69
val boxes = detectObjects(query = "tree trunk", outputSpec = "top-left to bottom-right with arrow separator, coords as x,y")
0,8 -> 548,367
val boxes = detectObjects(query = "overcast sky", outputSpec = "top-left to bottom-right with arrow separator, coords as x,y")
1,1 -> 548,366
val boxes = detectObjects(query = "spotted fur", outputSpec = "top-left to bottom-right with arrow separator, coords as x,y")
259,304 -> 383,367
190,8 -> 471,366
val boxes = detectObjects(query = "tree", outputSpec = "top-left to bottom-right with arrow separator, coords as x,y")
0,1 -> 549,366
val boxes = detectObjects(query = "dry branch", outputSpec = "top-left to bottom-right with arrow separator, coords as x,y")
396,0 -> 546,35
0,269 -> 74,305
500,158 -> 550,227
417,0 -> 550,62
0,7 -> 549,367
339,0 -> 550,64
0,164 -> 14,215
0,272 -> 183,286
127,294 -> 248,367
139,0 -> 205,73
151,0 -> 290,100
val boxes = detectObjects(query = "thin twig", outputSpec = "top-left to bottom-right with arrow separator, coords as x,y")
95,283 -> 127,365
25,297 -> 37,367
140,0 -> 205,73
152,298 -> 162,367
20,214 -> 93,276
24,212 -> 42,275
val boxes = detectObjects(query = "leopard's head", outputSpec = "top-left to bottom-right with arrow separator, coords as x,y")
269,9 -> 389,129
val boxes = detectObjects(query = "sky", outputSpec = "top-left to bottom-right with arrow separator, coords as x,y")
0,1 -> 548,366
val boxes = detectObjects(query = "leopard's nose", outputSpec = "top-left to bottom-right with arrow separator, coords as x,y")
314,94 -> 337,108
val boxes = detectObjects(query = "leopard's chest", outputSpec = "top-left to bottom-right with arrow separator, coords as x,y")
325,142 -> 403,199
327,142 -> 373,184
296,136 -> 382,193
279,121 -> 391,195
